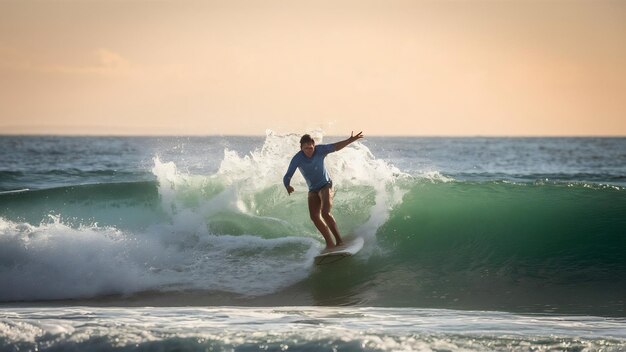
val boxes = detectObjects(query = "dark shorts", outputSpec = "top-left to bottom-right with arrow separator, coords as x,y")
309,181 -> 332,194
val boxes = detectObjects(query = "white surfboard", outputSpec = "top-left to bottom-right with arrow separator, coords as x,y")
314,237 -> 364,265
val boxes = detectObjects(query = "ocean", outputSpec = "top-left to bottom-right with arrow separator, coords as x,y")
1,132 -> 625,351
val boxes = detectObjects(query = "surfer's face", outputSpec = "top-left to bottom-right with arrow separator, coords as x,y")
301,142 -> 315,158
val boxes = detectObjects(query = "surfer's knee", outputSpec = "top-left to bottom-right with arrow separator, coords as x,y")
321,209 -> 333,221
310,212 -> 323,223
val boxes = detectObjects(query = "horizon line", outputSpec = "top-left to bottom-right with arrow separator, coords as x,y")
1,132 -> 624,138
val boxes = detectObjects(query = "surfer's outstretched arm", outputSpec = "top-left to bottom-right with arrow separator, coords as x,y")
333,131 -> 364,152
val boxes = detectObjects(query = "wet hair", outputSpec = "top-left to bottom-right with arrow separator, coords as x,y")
300,134 -> 315,146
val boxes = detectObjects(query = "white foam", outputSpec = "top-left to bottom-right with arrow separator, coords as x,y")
3,307 -> 624,351
417,170 -> 454,183
0,215 -> 158,301
0,214 -> 318,301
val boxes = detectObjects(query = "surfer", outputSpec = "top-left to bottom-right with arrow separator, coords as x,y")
283,131 -> 364,250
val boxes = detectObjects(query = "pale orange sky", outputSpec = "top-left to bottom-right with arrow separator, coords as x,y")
0,0 -> 625,136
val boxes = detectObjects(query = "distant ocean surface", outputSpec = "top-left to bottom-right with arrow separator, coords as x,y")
1,133 -> 625,351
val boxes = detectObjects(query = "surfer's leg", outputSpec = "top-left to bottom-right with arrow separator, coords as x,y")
308,191 -> 335,249
320,185 -> 343,246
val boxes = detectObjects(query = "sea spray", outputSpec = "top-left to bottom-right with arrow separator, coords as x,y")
212,130 -> 411,239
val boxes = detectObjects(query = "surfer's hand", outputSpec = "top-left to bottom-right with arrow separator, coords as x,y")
286,186 -> 294,195
350,131 -> 364,142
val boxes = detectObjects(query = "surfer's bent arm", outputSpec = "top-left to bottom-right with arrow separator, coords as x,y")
283,156 -> 298,194
333,131 -> 364,152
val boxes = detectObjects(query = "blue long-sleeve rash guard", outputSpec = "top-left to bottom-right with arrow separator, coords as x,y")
283,143 -> 336,192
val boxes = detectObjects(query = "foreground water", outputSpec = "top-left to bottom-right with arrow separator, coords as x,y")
2,306 -> 625,351
0,132 -> 625,350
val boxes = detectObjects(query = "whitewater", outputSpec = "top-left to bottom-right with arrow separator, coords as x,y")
0,132 -> 625,351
